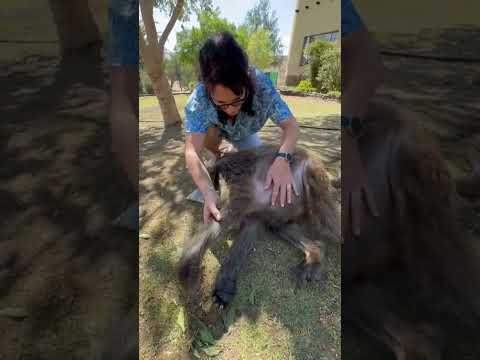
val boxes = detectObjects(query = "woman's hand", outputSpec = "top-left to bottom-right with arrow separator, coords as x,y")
342,131 -> 379,239
265,157 -> 299,207
203,187 -> 222,224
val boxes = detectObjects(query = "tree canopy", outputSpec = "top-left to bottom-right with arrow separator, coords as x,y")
175,9 -> 275,72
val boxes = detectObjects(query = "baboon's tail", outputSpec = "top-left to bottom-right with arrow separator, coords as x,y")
179,220 -> 222,288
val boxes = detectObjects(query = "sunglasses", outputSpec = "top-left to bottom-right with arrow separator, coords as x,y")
210,89 -> 248,111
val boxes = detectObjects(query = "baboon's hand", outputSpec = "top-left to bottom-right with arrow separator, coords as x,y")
265,157 -> 299,207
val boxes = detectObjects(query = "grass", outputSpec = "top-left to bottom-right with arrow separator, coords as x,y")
139,94 -> 340,128
139,213 -> 341,360
139,93 -> 341,359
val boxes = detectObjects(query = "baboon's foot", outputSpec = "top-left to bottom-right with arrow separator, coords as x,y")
212,273 -> 236,309
292,260 -> 323,286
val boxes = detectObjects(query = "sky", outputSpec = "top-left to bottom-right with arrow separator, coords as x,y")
152,0 -> 297,55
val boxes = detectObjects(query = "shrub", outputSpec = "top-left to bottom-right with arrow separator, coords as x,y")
296,80 -> 316,93
316,45 -> 340,93
304,39 -> 341,93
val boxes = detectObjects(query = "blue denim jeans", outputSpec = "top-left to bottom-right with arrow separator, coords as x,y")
108,0 -> 139,66
230,133 -> 263,150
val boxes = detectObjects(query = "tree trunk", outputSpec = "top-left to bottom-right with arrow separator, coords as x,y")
150,68 -> 182,127
49,0 -> 101,56
140,0 -> 184,128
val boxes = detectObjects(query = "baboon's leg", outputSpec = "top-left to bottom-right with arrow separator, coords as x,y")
343,282 -> 444,360
213,217 -> 261,307
179,220 -> 222,290
274,223 -> 327,285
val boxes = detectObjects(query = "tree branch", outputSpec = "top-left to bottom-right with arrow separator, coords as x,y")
158,0 -> 185,50
140,0 -> 158,47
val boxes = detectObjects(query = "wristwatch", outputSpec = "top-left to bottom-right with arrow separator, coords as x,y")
275,151 -> 293,163
341,115 -> 364,137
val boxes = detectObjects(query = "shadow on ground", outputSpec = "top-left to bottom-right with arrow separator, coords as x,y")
0,49 -> 137,359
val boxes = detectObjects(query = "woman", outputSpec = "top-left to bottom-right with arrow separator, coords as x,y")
184,32 -> 300,224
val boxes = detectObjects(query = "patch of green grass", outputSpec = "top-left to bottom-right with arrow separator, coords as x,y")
139,94 -> 339,126
140,94 -> 190,112
213,238 -> 340,360
140,233 -> 191,359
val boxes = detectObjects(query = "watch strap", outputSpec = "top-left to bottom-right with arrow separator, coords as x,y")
275,152 -> 292,162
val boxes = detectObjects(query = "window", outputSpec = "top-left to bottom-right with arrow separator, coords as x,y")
300,31 -> 339,66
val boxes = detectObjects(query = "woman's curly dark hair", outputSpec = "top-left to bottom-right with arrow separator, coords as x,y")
199,31 -> 255,118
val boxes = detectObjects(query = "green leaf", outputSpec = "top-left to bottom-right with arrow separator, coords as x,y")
176,307 -> 186,333
199,325 -> 215,345
202,346 -> 222,357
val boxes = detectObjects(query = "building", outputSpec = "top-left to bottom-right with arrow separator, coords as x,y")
285,0 -> 340,86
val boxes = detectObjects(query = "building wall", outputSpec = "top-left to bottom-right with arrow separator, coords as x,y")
285,0 -> 340,86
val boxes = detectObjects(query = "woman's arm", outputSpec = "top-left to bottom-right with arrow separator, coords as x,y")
342,29 -> 384,120
185,133 -> 215,197
185,133 -> 222,223
278,116 -> 300,153
341,24 -> 383,238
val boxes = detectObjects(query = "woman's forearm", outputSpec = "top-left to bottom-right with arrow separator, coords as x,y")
279,117 -> 300,153
185,148 -> 215,196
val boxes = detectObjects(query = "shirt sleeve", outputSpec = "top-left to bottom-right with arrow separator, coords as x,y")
341,0 -> 365,37
257,70 -> 293,124
184,84 -> 210,133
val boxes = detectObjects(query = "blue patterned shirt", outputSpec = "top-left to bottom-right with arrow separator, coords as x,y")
341,0 -> 365,37
184,67 -> 293,142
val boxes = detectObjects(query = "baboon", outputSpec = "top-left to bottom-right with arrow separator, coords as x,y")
343,99 -> 480,360
179,145 -> 341,307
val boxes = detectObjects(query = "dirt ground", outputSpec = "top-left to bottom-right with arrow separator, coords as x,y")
0,51 -> 137,359
139,99 -> 341,359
